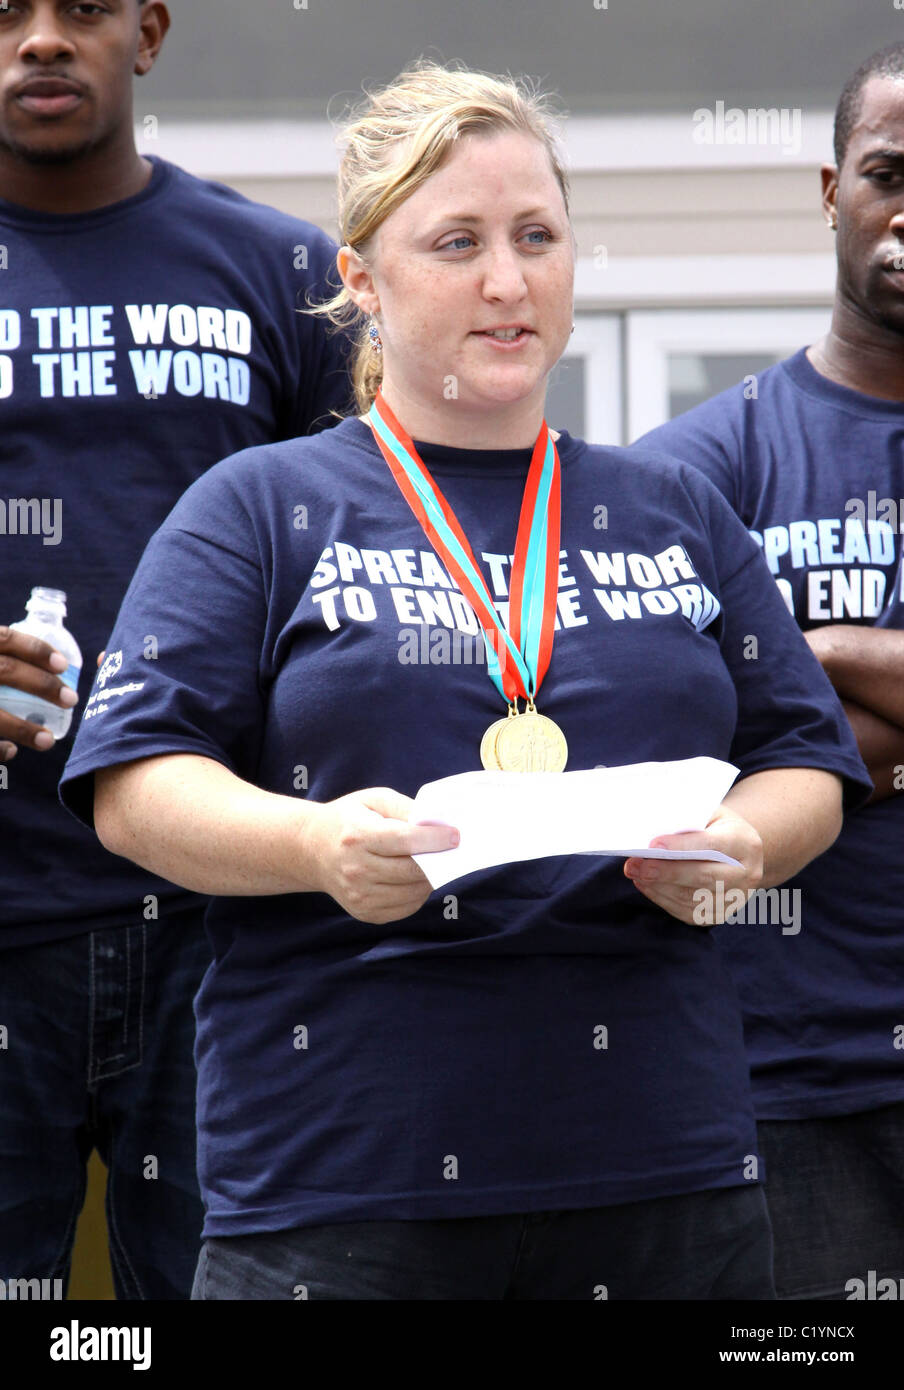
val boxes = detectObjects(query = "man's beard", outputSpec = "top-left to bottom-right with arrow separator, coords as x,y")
859,267 -> 904,341
0,128 -> 103,167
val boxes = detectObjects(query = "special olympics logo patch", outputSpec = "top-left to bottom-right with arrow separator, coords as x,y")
96,651 -> 123,688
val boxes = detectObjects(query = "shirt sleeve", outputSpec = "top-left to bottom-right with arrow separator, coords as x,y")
59,455 -> 270,830
633,396 -> 745,515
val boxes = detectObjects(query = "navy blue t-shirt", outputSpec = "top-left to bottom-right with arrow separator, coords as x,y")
637,347 -> 904,1120
0,157 -> 350,947
60,417 -> 869,1232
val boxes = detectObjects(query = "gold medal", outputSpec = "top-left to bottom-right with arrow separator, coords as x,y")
494,707 -> 568,772
479,704 -> 519,770
479,718 -> 508,770
367,392 -> 569,774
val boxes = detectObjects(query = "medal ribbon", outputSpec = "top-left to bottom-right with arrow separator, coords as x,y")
367,389 -> 561,704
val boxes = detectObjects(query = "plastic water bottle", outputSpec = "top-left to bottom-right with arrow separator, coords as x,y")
0,587 -> 82,738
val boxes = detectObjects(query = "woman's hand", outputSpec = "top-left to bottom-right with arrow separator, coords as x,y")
299,787 -> 459,925
94,757 -> 458,913
623,803 -> 764,927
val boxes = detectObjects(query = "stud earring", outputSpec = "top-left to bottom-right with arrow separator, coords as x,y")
368,319 -> 383,354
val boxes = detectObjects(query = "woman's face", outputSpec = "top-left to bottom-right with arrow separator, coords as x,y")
346,128 -> 575,441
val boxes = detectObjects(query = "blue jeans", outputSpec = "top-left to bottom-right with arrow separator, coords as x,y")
192,1184 -> 775,1300
758,1104 -> 904,1300
0,906 -> 210,1300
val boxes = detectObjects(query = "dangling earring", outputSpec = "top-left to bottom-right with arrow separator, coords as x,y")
828,213 -> 837,230
368,318 -> 383,354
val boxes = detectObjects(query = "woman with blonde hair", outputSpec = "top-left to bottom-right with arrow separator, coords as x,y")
61,60 -> 869,1300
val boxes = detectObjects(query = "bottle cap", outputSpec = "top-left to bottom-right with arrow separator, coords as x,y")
26,587 -> 67,614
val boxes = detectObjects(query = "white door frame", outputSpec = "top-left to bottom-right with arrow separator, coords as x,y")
558,314 -> 623,446
626,307 -> 832,441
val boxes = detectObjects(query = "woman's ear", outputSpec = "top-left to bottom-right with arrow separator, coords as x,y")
338,246 -> 380,317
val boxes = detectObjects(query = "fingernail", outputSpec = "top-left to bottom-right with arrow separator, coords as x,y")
0,743 -> 16,760
34,730 -> 55,750
58,687 -> 78,707
48,653 -> 67,672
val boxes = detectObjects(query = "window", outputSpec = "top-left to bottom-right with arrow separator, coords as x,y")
547,316 -> 622,445
625,308 -> 832,441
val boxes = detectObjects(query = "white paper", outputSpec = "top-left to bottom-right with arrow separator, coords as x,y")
411,756 -> 741,890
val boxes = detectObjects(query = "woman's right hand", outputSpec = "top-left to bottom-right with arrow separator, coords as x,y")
298,787 -> 458,924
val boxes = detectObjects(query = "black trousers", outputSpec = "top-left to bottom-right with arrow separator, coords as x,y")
192,1183 -> 775,1300
759,1103 -> 904,1300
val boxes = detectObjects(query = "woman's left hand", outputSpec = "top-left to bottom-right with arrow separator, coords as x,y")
623,804 -> 764,927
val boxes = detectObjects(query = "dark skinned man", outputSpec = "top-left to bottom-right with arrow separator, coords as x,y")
0,0 -> 349,1298
635,44 -> 904,1301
